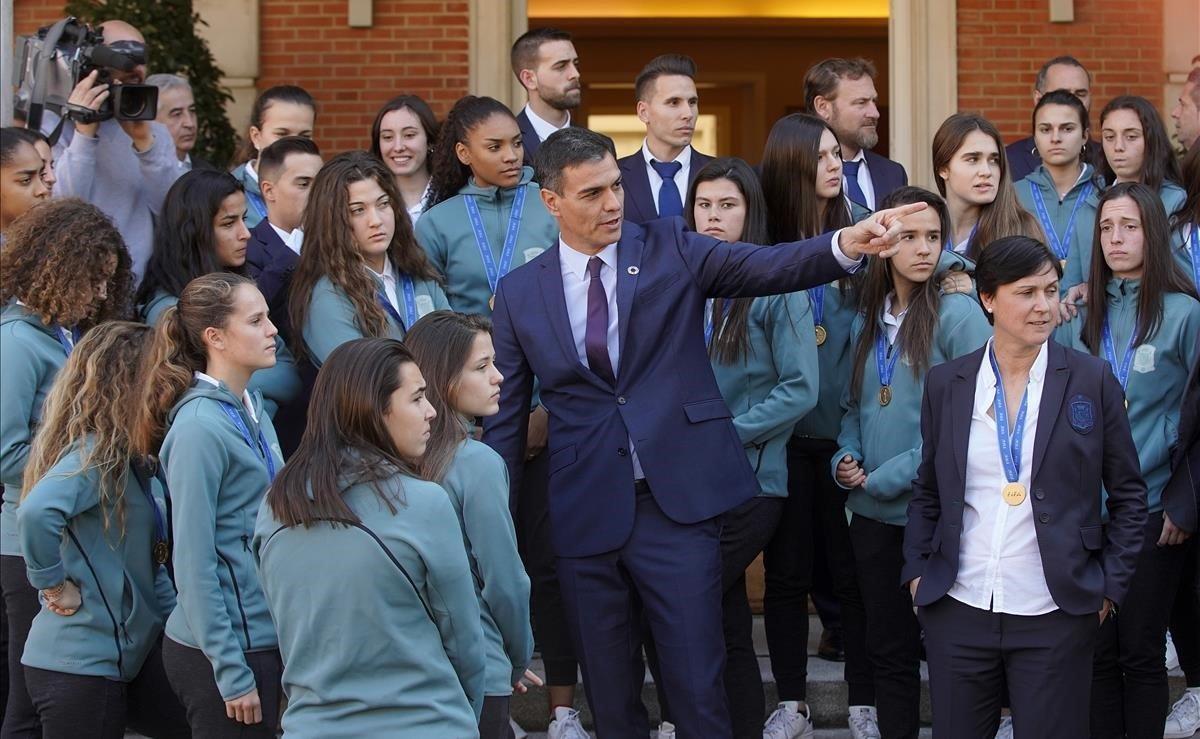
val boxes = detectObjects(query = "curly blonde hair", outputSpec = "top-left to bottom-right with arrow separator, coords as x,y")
22,322 -> 153,538
0,198 -> 133,328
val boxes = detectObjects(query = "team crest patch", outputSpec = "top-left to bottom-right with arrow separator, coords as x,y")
415,295 -> 435,316
523,247 -> 545,263
1132,344 -> 1156,373
1069,394 -> 1094,434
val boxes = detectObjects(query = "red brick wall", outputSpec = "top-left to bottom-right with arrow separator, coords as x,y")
957,0 -> 1165,143
14,0 -> 65,36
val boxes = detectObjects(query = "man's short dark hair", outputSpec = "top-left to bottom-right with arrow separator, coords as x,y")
258,136 -> 321,183
535,127 -> 617,194
511,27 -> 573,78
1187,66 -> 1200,107
634,54 -> 697,103
803,58 -> 877,113
1034,56 -> 1092,92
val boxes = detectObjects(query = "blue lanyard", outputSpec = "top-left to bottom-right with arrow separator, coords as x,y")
809,285 -> 825,326
875,331 -> 901,388
134,466 -> 168,545
376,273 -> 419,330
988,346 -> 1030,484
1188,225 -> 1200,292
704,299 -> 718,347
245,188 -> 267,219
54,326 -> 79,356
465,187 -> 526,294
1100,316 -> 1138,392
947,222 -> 978,253
218,402 -> 276,481
1028,180 -> 1093,261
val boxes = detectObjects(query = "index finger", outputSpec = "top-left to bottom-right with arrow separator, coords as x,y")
879,202 -> 928,222
525,669 -> 545,687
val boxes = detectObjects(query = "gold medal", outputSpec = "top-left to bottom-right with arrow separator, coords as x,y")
153,540 -> 170,565
1060,259 -> 1067,271
488,294 -> 495,311
1002,482 -> 1027,506
879,385 -> 892,406
814,324 -> 827,346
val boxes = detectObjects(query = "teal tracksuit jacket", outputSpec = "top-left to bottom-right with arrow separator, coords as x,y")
1016,163 -> 1102,289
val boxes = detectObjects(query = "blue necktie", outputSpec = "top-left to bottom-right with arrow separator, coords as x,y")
650,159 -> 684,218
585,256 -> 616,386
841,158 -> 869,209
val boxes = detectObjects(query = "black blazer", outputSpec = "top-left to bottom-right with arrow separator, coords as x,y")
1164,329 -> 1200,533
902,341 -> 1148,615
616,148 -> 714,225
862,150 -> 908,206
516,109 -> 542,168
245,219 -> 298,342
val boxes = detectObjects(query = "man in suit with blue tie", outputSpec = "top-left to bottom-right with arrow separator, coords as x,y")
512,28 -> 582,169
484,126 -> 926,736
805,58 -> 908,213
617,54 -> 714,225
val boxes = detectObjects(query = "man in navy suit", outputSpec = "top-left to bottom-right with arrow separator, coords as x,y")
805,57 -> 908,212
511,27 -> 582,169
617,54 -> 714,225
1005,56 -> 1103,182
483,126 -> 925,736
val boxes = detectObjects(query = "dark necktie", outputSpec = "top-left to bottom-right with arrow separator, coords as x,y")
841,158 -> 869,209
650,159 -> 684,218
585,256 -> 616,385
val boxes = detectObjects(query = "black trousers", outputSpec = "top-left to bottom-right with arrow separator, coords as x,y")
0,555 -> 40,739
921,596 -> 1096,739
1169,535 -> 1200,687
514,449 -> 578,687
1091,511 -> 1189,739
763,437 -> 873,706
24,638 -> 189,739
479,695 -> 515,739
848,515 -> 921,739
162,637 -> 282,738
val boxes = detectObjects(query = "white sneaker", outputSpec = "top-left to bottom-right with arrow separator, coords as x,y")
656,721 -> 677,738
548,706 -> 589,739
1164,688 -> 1200,739
848,705 -> 881,739
510,717 -> 528,739
1166,631 -> 1180,671
994,715 -> 1013,739
763,701 -> 815,739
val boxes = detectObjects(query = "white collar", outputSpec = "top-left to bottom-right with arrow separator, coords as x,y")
641,139 -> 692,169
194,371 -> 258,422
558,238 -> 617,282
977,338 -> 1049,404
845,148 -> 867,164
882,293 -> 909,324
523,103 -> 571,141
269,223 -> 304,254
368,257 -> 397,283
245,159 -> 259,183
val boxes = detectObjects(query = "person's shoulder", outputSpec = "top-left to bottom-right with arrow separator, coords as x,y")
1054,340 -> 1109,376
864,149 -> 905,173
929,345 -> 986,385
457,437 -> 506,473
1164,290 -> 1200,318
617,151 -> 643,170
420,194 -> 465,223
939,291 -> 984,318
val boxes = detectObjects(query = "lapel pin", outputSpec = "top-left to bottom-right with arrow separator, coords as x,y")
627,266 -> 640,275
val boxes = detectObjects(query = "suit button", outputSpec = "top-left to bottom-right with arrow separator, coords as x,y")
1039,513 -> 1050,523
617,396 -> 627,405
617,448 -> 628,457
1035,489 -> 1045,500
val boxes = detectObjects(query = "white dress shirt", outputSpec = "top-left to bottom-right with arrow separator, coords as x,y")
194,371 -> 258,421
177,153 -> 193,172
843,148 -> 878,211
245,159 -> 259,183
269,224 -> 304,256
881,293 -> 908,344
641,140 -> 692,216
369,258 -> 400,314
522,104 -> 571,143
406,182 -> 431,227
947,339 -> 1057,616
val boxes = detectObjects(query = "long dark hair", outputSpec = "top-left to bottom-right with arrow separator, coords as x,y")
289,151 -> 440,359
1081,182 -> 1197,352
369,94 -> 440,172
235,85 -> 316,165
137,169 -> 245,306
684,157 -> 771,363
427,96 -> 518,207
932,113 -> 1043,260
761,113 -> 852,244
849,187 -> 953,398
1170,139 -> 1200,234
268,338 -> 420,527
405,311 -> 493,482
1098,96 -> 1182,192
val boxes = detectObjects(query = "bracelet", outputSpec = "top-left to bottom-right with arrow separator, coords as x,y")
42,582 -> 66,602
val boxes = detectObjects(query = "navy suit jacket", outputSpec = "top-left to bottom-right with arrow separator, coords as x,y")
1006,136 -> 1105,183
483,218 -> 851,557
616,148 -> 714,225
902,341 -> 1148,615
516,109 -> 542,169
862,150 -> 908,207
245,220 -> 298,341
1164,329 -> 1200,533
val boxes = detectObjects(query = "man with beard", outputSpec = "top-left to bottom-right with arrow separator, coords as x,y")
805,58 -> 908,213
512,28 -> 583,169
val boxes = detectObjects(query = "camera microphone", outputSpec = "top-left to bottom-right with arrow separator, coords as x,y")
88,44 -> 137,72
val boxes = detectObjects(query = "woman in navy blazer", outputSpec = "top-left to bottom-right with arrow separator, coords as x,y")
902,236 -> 1147,739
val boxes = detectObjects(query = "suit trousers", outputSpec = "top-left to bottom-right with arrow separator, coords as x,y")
557,482 -> 729,738
920,596 -> 1096,739
1168,536 -> 1200,687
0,556 -> 39,739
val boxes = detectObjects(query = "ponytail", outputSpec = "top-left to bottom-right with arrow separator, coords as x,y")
427,96 -> 517,207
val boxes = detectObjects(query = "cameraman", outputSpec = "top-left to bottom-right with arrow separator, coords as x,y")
48,20 -> 180,281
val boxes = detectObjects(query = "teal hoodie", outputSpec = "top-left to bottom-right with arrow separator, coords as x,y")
0,303 -> 71,556
1016,164 -> 1101,290
711,292 -> 818,496
160,380 -> 282,701
301,269 -> 449,366
416,166 -> 559,316
1170,221 -> 1198,291
19,445 -> 175,681
253,461 -> 486,736
1053,279 -> 1200,512
141,289 -> 300,419
441,437 -> 532,696
1065,181 -> 1187,295
231,161 -> 266,229
833,293 -> 993,525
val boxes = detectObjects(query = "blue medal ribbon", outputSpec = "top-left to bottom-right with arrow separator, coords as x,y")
245,188 -> 267,220
134,467 -> 168,548
875,331 -> 901,390
54,326 -> 80,356
987,346 -> 1030,484
704,299 -> 718,348
1028,180 -> 1093,261
376,274 -> 420,330
809,285 -> 825,327
1100,316 -> 1138,392
218,402 -> 277,481
1188,225 -> 1200,292
465,187 -> 526,295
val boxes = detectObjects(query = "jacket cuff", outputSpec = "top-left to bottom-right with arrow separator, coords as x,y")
25,560 -> 65,590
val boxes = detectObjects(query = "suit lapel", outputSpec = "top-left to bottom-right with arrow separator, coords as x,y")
615,228 -> 643,367
537,249 -> 612,392
688,149 -> 714,188
1031,342 -> 1071,480
621,156 -> 655,223
516,110 -> 540,161
951,349 -> 985,487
